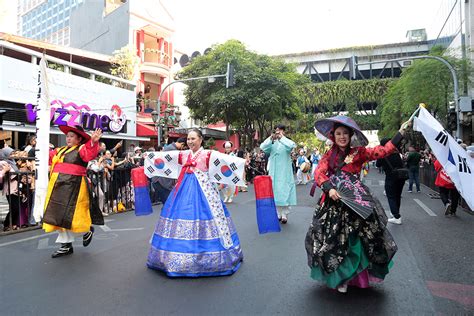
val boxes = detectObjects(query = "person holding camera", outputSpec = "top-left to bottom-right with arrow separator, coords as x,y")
260,124 -> 297,224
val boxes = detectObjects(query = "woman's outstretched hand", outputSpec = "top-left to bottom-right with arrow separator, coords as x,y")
399,120 -> 412,135
329,188 -> 341,201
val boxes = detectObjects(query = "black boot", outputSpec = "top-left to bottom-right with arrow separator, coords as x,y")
52,243 -> 73,258
83,226 -> 94,247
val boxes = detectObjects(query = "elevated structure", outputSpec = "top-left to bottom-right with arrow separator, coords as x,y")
278,39 -> 443,83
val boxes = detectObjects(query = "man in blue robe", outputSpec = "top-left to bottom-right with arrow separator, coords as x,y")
260,124 -> 297,224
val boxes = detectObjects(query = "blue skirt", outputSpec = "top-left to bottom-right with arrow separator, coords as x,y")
147,172 -> 244,277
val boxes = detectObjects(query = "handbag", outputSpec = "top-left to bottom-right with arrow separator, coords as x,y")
384,156 -> 409,181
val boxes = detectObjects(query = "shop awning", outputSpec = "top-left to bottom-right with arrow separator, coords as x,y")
136,122 -> 157,137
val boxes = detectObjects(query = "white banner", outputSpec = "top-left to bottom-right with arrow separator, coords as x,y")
208,152 -> 246,187
414,107 -> 474,211
33,57 -> 50,222
144,151 -> 181,179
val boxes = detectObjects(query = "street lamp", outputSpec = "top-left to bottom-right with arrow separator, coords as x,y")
151,110 -> 161,147
151,106 -> 182,146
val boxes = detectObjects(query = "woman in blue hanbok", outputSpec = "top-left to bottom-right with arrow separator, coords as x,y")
147,129 -> 243,277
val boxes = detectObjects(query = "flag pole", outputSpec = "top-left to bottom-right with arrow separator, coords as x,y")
407,103 -> 426,123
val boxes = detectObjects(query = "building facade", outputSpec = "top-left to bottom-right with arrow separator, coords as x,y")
17,0 -> 84,46
14,0 -> 185,146
68,0 -> 183,145
0,34 -> 143,150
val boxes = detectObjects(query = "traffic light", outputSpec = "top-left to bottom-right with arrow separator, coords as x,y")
226,63 -> 235,88
447,107 -> 457,131
348,56 -> 358,80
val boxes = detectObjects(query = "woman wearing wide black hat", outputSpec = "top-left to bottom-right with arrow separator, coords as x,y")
42,125 -> 103,258
305,115 -> 409,293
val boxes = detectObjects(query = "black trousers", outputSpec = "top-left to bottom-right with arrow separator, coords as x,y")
384,177 -> 405,219
4,195 -> 20,228
438,187 -> 460,212
152,181 -> 172,204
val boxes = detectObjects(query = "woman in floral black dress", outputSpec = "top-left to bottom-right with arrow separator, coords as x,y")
305,115 -> 407,293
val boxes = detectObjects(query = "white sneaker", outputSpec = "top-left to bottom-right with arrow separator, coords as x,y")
444,203 -> 451,216
388,217 -> 402,225
337,283 -> 348,293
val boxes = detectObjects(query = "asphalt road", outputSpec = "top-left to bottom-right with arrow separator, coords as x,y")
1,171 -> 473,315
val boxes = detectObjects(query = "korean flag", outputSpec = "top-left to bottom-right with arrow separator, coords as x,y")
208,152 -> 246,186
144,151 -> 181,179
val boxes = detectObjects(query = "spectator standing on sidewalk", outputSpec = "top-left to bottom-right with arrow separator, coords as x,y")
99,140 -> 122,157
0,147 -> 20,231
433,159 -> 460,217
23,135 -> 37,158
376,138 -> 406,225
406,146 -> 421,193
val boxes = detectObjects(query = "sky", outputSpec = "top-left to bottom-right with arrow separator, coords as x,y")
163,0 -> 447,56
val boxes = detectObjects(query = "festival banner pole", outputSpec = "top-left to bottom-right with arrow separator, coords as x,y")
33,54 -> 51,222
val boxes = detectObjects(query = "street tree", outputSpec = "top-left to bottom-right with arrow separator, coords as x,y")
177,40 -> 310,144
379,46 -> 471,139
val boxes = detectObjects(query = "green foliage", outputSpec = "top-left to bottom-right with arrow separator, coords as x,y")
177,40 -> 311,140
289,132 -> 325,152
297,78 -> 393,133
206,137 -> 216,149
301,78 -> 394,106
48,62 -> 64,72
110,45 -> 139,87
379,45 -> 470,139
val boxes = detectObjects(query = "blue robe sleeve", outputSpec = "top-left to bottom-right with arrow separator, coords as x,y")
260,137 -> 273,154
278,136 -> 296,152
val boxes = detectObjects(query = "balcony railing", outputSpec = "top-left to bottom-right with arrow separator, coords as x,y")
143,48 -> 171,67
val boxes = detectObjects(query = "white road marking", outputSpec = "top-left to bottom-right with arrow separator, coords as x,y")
37,237 -> 56,249
99,222 -> 143,232
106,228 -> 144,232
379,180 -> 385,186
414,199 -> 437,216
0,232 -> 54,248
0,218 -> 142,248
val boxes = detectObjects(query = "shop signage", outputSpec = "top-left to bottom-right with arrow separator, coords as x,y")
25,100 -> 127,133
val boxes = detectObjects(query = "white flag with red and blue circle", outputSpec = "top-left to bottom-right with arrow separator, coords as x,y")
208,152 -> 247,187
144,151 -> 181,179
